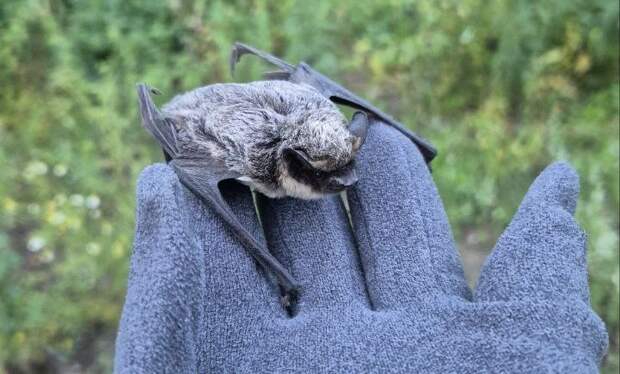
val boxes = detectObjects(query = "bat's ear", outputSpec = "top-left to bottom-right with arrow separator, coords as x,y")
283,147 -> 313,168
349,111 -> 369,152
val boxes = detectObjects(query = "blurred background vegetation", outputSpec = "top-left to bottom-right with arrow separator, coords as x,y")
0,0 -> 618,372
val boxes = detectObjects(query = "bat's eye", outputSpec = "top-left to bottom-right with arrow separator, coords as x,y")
314,170 -> 321,178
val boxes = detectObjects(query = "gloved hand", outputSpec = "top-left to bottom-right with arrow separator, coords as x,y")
114,121 -> 608,373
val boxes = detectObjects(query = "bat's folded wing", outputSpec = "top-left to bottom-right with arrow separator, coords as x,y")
170,158 -> 299,306
136,84 -> 180,161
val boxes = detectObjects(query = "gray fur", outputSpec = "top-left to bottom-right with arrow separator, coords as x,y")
161,80 -> 358,199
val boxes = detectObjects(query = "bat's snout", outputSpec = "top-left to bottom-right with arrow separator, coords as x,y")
330,170 -> 358,191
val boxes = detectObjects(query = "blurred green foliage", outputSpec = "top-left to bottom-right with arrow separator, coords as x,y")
0,0 -> 618,372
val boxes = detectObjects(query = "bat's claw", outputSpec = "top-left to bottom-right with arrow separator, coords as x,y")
136,83 -> 161,96
280,288 -> 298,311
230,42 -> 295,78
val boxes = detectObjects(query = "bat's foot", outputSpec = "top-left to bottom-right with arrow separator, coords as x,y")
280,289 -> 298,310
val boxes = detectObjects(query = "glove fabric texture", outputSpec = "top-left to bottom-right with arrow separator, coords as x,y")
114,122 -> 608,373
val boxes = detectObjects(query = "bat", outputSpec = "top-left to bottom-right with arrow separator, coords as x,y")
136,80 -> 369,308
136,43 -> 437,308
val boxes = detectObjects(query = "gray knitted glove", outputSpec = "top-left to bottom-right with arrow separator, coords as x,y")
115,122 -> 608,373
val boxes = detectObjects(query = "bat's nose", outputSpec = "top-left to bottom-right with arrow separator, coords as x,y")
333,170 -> 358,188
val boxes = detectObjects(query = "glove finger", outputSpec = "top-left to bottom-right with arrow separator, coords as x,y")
119,165 -> 209,371
257,194 -> 369,314
475,162 -> 590,303
139,164 -> 283,316
347,121 -> 470,311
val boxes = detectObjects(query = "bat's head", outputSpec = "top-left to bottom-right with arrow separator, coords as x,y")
276,94 -> 368,200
